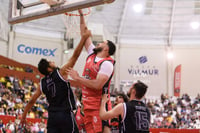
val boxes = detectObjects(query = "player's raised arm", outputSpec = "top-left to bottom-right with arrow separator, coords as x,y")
60,28 -> 91,77
79,9 -> 92,51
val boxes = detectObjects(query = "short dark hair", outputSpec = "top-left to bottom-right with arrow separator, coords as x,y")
107,40 -> 116,56
134,81 -> 148,99
38,58 -> 49,76
117,92 -> 129,102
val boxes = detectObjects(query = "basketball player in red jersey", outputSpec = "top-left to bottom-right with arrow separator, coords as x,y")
67,10 -> 116,133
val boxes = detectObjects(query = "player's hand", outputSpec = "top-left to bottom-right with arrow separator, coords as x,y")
20,118 -> 26,128
101,94 -> 109,103
78,9 -> 83,15
67,68 -> 80,80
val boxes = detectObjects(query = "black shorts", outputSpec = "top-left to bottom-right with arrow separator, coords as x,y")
47,111 -> 78,133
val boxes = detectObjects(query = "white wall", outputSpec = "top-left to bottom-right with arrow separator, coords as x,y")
0,6 -> 9,57
0,9 -> 9,42
116,44 -> 200,98
64,48 -> 87,75
0,40 -> 8,56
10,32 -> 64,67
173,46 -> 200,97
118,44 -> 167,98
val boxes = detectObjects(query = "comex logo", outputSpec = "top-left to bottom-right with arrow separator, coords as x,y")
17,44 -> 57,57
139,56 -> 148,64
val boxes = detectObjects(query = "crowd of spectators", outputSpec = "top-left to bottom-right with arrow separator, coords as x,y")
0,74 -> 48,132
0,64 -> 33,73
0,76 -> 49,116
147,93 -> 200,129
0,118 -> 46,133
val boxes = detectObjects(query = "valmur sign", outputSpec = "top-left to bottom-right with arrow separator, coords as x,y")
17,44 -> 57,57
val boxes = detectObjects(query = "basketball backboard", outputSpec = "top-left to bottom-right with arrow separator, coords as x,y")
8,0 -> 115,24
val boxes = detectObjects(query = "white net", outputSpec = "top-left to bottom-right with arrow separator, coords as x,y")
62,8 -> 91,39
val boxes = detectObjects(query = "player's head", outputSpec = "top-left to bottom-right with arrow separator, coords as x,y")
107,40 -> 116,56
115,92 -> 129,105
38,58 -> 56,76
93,40 -> 116,56
127,81 -> 148,100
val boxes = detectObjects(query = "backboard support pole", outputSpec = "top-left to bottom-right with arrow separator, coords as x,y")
8,0 -> 115,24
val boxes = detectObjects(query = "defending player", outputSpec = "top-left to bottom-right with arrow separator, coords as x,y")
100,81 -> 150,133
20,28 -> 91,133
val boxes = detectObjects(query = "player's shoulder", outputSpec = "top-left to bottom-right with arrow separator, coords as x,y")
102,60 -> 113,65
100,61 -> 114,71
128,100 -> 145,106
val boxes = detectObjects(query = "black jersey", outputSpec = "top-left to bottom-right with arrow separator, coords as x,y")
120,100 -> 150,133
41,68 -> 76,112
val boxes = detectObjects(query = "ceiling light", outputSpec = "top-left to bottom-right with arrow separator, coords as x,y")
133,4 -> 143,13
63,50 -> 69,54
190,21 -> 200,30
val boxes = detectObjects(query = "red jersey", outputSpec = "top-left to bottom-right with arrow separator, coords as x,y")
75,106 -> 85,131
82,53 -> 115,110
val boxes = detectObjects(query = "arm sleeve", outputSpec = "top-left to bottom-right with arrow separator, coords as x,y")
98,61 -> 114,78
87,43 -> 95,55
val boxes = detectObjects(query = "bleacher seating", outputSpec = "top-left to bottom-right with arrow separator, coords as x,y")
0,55 -> 42,83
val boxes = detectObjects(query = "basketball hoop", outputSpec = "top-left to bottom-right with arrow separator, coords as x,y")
62,8 -> 91,39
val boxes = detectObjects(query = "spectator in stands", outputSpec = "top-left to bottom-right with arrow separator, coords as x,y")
24,66 -> 33,73
0,119 -> 5,133
0,82 -> 3,90
8,66 -> 14,71
6,120 -> 15,133
0,108 -> 4,115
0,77 -> 6,87
20,28 -> 91,133
38,119 -> 46,133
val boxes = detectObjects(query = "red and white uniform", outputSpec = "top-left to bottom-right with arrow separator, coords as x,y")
82,44 -> 115,133
75,106 -> 85,132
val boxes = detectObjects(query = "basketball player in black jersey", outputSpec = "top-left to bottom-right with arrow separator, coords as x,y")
100,81 -> 150,133
20,28 -> 91,133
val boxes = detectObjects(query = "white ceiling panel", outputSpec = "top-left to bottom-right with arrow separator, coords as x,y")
1,0 -> 200,44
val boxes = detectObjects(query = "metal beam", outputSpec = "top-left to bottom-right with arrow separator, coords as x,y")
116,0 -> 129,43
22,1 -> 43,8
8,0 -> 115,24
167,0 -> 176,46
